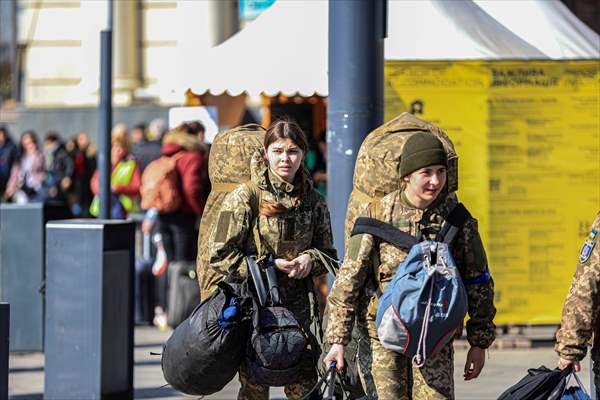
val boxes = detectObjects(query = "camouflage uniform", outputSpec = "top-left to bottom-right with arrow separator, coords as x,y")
326,190 -> 496,399
556,212 -> 600,394
207,155 -> 337,400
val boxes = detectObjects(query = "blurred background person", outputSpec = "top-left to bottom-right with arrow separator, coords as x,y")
140,122 -> 208,328
90,128 -> 141,219
0,126 -> 18,200
131,122 -> 162,172
70,132 -> 96,217
42,132 -> 74,211
4,131 -> 45,204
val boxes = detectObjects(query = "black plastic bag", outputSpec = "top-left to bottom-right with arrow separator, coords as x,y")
161,281 -> 253,395
497,365 -> 572,400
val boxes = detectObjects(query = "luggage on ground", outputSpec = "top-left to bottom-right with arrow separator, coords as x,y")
135,232 -> 154,324
167,261 -> 200,329
161,280 -> 253,395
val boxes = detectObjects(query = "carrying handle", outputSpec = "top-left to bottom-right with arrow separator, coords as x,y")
247,256 -> 268,307
264,254 -> 281,306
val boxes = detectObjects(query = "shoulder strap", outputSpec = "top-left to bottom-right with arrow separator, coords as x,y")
245,181 -> 264,256
437,203 -> 471,245
351,217 -> 418,250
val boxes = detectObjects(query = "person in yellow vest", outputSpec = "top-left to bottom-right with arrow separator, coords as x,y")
89,129 -> 141,219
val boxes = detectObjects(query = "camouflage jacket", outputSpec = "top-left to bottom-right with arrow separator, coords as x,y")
206,155 -> 337,310
326,190 -> 496,348
556,212 -> 600,361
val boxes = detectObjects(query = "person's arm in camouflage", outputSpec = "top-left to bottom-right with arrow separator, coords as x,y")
325,233 -> 374,345
207,186 -> 255,280
556,212 -> 600,370
301,194 -> 338,277
455,217 -> 496,349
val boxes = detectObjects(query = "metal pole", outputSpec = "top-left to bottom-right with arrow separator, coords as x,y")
327,0 -> 386,260
98,0 -> 113,220
9,0 -> 18,102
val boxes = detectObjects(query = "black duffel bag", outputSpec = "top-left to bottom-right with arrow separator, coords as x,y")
245,255 -> 308,386
161,280 -> 253,395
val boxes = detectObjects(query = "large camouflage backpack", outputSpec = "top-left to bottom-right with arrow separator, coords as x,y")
196,124 -> 266,300
321,112 -> 458,399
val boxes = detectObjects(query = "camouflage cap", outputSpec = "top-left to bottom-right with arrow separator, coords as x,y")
400,132 -> 447,177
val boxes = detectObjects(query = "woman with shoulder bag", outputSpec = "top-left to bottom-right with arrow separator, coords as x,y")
207,120 -> 337,400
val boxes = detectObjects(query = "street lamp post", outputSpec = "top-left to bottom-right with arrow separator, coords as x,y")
98,0 -> 113,220
327,0 -> 386,260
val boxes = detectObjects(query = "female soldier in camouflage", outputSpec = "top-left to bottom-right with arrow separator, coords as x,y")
207,120 -> 337,400
323,133 -> 496,399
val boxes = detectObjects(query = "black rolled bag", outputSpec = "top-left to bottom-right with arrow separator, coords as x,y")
161,280 -> 253,395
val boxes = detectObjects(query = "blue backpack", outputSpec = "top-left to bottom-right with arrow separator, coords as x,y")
352,203 -> 473,366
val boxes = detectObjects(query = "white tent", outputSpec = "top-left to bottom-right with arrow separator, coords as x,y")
179,0 -> 600,97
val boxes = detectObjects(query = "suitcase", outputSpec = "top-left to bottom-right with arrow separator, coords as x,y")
135,232 -> 155,325
167,261 -> 200,328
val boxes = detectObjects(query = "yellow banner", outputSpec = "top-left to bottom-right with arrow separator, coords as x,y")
385,60 -> 600,325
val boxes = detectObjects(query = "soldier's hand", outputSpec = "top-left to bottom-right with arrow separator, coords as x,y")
288,254 -> 312,279
558,357 -> 581,372
274,258 -> 295,274
464,346 -> 485,381
324,344 -> 345,371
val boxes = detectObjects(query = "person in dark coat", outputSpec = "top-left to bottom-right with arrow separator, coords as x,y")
43,132 -> 74,207
0,126 -> 18,199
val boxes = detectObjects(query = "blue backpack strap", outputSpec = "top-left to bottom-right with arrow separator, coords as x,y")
351,217 -> 418,250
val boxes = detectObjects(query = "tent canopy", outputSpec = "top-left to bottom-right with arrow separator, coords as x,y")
179,0 -> 599,97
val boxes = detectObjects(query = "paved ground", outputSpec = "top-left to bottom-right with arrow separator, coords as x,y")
9,326 -> 594,400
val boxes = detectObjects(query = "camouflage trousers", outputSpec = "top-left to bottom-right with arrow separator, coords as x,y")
370,337 -> 455,400
237,353 -> 318,400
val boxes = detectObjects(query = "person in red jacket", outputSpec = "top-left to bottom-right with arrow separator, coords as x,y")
141,124 -> 208,328
154,124 -> 207,261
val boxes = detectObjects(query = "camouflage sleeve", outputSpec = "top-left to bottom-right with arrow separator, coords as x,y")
303,193 -> 338,276
325,233 -> 374,345
454,217 -> 496,349
555,212 -> 600,361
207,185 -> 255,281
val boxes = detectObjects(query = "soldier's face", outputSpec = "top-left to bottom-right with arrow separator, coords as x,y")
266,138 -> 304,183
403,165 -> 447,209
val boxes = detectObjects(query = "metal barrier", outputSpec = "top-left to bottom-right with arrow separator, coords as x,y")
0,303 -> 8,400
45,219 -> 135,400
0,203 -> 70,352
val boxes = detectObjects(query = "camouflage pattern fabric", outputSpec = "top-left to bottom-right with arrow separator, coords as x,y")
326,190 -> 496,398
196,124 -> 265,300
556,211 -> 600,389
338,113 -> 460,395
207,154 -> 337,398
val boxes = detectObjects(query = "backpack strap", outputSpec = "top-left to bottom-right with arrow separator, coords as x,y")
351,217 -> 418,250
437,203 -> 471,245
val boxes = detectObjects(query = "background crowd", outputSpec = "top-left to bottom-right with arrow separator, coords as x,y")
0,119 -> 329,329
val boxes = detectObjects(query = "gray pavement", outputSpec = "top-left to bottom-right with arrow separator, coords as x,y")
9,326 -> 593,400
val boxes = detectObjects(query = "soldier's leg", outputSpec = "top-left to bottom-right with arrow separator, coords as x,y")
411,343 -> 455,400
283,347 -> 318,400
238,364 -> 269,400
371,337 -> 411,400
